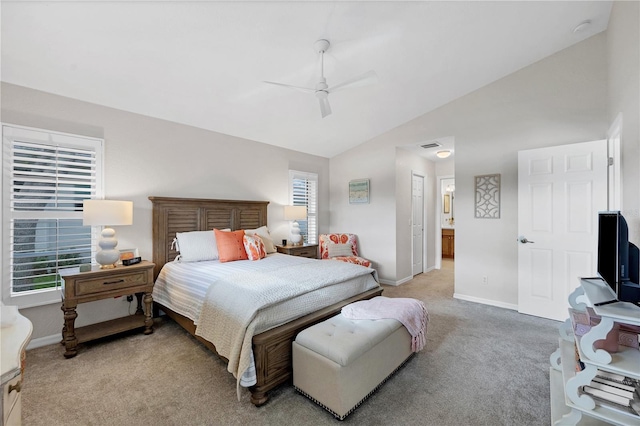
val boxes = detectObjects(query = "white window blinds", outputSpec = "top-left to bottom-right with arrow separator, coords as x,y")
2,124 -> 103,305
289,170 -> 318,244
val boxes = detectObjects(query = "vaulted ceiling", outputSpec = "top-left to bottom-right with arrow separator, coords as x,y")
1,1 -> 612,159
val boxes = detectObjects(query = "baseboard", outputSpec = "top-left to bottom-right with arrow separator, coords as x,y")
379,267 -> 437,286
379,275 -> 413,286
453,293 -> 518,311
27,334 -> 61,350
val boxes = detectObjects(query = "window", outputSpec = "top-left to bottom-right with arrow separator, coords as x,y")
2,124 -> 103,308
289,170 -> 318,244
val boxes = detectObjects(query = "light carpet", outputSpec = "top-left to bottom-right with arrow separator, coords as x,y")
21,260 -> 560,425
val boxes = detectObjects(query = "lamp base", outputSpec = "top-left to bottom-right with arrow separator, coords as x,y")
290,221 -> 303,246
99,264 -> 117,269
95,227 -> 120,269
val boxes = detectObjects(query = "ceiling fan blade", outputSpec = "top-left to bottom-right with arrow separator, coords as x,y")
318,97 -> 332,118
263,81 -> 315,94
328,70 -> 378,93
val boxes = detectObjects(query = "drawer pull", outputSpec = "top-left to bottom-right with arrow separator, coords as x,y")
9,380 -> 22,393
103,279 -> 125,285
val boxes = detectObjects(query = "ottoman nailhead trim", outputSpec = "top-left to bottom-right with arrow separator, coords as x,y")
295,353 -> 415,421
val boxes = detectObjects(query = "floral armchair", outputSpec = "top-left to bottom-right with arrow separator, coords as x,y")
319,233 -> 371,268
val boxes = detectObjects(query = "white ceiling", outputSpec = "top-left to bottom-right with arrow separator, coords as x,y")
1,1 -> 612,159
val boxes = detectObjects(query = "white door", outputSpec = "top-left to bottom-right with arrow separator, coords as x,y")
518,140 -> 608,321
412,173 -> 424,275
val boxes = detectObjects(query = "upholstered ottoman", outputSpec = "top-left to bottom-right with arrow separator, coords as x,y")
292,314 -> 413,420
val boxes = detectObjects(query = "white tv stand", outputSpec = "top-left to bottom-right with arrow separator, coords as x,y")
550,277 -> 640,425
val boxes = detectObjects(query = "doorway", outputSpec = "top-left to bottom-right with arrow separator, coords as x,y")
441,178 -> 455,260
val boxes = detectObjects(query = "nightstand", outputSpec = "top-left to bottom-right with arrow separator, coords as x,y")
59,260 -> 155,358
276,244 -> 318,259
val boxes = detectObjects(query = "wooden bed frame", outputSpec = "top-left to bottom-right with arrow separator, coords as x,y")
149,196 -> 382,406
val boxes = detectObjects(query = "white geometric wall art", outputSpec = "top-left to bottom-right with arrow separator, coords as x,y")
475,174 -> 501,218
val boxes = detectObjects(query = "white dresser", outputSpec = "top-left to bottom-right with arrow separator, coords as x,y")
1,304 -> 33,426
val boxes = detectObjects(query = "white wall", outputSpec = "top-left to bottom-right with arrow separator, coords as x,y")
395,148 -> 436,282
328,144 -> 397,280
447,33 -> 608,307
328,145 -> 436,284
607,1 -> 640,244
329,32 -> 609,309
1,83 -> 330,341
435,158 -> 454,177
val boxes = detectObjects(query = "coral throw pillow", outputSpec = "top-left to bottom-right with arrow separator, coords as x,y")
243,234 -> 266,261
214,229 -> 248,263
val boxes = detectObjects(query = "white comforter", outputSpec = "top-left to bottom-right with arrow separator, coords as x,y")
153,254 -> 380,391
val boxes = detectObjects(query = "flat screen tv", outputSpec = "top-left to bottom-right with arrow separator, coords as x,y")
597,211 -> 640,305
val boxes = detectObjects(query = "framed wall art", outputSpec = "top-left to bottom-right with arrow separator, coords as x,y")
349,179 -> 370,204
474,174 -> 501,218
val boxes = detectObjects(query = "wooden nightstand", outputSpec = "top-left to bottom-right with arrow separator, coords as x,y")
59,260 -> 155,358
276,244 -> 318,259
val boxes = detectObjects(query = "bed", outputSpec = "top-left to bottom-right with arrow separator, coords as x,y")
149,196 -> 383,406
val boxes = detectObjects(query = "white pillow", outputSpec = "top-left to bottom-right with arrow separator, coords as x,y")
328,243 -> 354,258
175,230 -> 219,262
245,226 -> 276,253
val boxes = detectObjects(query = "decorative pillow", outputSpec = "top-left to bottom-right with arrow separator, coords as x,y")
320,234 -> 359,259
214,229 -> 248,263
328,243 -> 354,258
244,226 -> 276,253
175,230 -> 218,262
243,234 -> 266,261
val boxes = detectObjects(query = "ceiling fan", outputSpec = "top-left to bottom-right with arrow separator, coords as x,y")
264,39 -> 377,118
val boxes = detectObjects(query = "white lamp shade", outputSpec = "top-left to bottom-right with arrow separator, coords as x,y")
284,205 -> 307,221
83,200 -> 133,226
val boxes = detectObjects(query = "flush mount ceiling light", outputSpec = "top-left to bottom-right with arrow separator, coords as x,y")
436,150 -> 451,159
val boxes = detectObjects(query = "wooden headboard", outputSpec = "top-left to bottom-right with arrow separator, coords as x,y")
148,196 -> 269,279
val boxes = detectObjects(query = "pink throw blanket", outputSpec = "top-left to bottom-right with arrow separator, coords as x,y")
341,296 -> 429,352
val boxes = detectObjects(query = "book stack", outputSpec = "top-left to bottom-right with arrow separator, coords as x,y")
582,370 -> 640,416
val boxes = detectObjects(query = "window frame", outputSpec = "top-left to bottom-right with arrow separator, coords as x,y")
2,124 -> 104,308
289,170 -> 318,245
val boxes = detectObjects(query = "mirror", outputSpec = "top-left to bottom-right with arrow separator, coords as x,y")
441,178 -> 455,227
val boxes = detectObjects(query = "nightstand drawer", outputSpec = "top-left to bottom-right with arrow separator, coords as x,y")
294,247 -> 317,258
276,244 -> 319,259
3,375 -> 21,425
74,271 -> 149,296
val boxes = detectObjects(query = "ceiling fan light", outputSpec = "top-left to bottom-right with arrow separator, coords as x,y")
436,150 -> 451,159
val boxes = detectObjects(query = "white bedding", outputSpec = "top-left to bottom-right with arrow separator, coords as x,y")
152,253 -> 380,389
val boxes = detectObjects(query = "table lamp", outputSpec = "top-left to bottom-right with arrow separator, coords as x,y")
83,200 -> 133,268
284,205 -> 307,245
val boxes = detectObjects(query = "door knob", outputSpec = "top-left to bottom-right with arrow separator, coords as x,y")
519,236 -> 534,244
